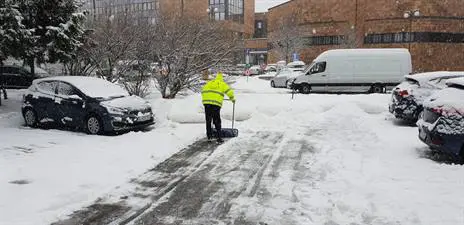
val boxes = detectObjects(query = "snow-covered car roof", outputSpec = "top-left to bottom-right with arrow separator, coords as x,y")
446,77 -> 464,88
287,61 -> 305,67
35,76 -> 129,99
404,71 -> 464,86
424,86 -> 464,110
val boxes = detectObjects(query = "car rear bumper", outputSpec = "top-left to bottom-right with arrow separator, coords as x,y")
389,98 -> 421,121
418,125 -> 464,158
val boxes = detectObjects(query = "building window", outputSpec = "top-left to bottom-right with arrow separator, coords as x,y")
365,32 -> 464,44
209,0 -> 244,23
303,36 -> 343,46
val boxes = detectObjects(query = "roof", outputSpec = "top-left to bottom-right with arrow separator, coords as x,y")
268,0 -> 293,11
36,76 -> 129,98
405,71 -> 464,86
446,77 -> 464,87
321,48 -> 409,56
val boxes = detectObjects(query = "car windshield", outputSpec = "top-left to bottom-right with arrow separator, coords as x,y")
406,78 -> 419,84
55,77 -> 130,99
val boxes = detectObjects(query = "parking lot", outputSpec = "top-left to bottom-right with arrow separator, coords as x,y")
2,77 -> 464,225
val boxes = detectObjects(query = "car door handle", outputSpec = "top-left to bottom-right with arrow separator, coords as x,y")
321,75 -> 327,77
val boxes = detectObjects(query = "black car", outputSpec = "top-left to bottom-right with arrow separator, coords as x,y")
0,65 -> 36,89
22,76 -> 154,134
418,78 -> 464,161
389,71 -> 464,122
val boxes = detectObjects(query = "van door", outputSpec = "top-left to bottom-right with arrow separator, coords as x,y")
327,60 -> 354,92
307,62 -> 328,92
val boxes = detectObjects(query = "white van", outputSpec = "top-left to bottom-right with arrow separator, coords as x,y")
291,49 -> 412,94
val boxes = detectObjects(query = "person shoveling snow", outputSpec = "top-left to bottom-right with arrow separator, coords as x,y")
201,72 -> 236,144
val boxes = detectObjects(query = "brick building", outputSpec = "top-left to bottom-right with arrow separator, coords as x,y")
83,0 -> 255,63
245,12 -> 269,65
266,0 -> 464,72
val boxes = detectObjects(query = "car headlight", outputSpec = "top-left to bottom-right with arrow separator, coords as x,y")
105,106 -> 129,115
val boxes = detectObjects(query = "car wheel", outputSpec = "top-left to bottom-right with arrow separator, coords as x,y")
23,108 -> 38,127
271,81 -> 275,88
300,84 -> 311,94
371,84 -> 385,93
86,115 -> 103,135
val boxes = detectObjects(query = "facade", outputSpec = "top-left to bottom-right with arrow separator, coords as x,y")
83,0 -> 255,63
266,0 -> 464,72
83,0 -> 160,23
245,12 -> 268,65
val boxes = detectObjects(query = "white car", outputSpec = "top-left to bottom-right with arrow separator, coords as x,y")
287,61 -> 306,72
248,65 -> 262,75
270,67 -> 301,88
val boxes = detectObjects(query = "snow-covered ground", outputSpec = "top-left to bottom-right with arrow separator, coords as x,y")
2,76 -> 464,225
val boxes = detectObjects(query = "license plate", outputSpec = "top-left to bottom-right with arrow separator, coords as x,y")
137,115 -> 151,122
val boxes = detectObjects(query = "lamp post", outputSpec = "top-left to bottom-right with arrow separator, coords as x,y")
206,6 -> 218,21
403,9 -> 420,51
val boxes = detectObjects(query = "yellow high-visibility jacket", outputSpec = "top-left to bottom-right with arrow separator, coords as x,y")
202,73 -> 235,107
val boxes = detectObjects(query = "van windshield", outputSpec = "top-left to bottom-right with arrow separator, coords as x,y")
303,62 -> 316,74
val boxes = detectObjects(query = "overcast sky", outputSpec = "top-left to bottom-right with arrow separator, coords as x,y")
255,0 -> 290,12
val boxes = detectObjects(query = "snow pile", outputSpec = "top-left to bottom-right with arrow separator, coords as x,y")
167,95 -> 205,124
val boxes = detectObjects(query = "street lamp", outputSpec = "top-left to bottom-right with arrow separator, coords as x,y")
403,9 -> 420,51
206,6 -> 219,21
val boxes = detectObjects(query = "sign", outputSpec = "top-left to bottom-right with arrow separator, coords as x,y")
292,52 -> 299,61
244,69 -> 251,76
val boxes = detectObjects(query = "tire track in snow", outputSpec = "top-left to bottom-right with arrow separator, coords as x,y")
52,138 -> 219,225
131,131 -> 285,225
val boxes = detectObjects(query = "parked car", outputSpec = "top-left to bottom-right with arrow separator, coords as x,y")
389,71 -> 464,122
249,65 -> 263,75
417,77 -> 464,161
22,76 -> 154,134
287,61 -> 306,72
291,49 -> 412,94
1,65 -> 35,89
270,67 -> 301,88
265,64 -> 277,73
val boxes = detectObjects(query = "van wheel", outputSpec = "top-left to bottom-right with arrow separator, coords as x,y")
86,114 -> 103,135
300,84 -> 311,94
271,81 -> 275,88
371,84 -> 385,93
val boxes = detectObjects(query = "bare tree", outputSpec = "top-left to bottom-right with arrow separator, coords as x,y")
269,15 -> 306,63
151,15 -> 239,99
88,16 -> 141,82
63,29 -> 97,76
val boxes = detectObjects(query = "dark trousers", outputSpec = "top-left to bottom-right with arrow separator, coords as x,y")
204,104 -> 221,139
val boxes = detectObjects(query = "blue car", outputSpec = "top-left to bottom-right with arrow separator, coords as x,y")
417,77 -> 464,161
22,76 -> 154,134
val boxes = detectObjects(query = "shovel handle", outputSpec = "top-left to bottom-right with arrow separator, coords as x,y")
232,101 -> 235,129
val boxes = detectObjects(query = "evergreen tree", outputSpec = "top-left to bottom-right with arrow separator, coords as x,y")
0,0 -> 32,64
16,0 -> 86,75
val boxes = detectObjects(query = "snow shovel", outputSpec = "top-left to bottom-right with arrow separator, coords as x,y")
214,100 -> 238,138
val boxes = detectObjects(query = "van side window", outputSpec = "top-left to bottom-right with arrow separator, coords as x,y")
310,62 -> 327,74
